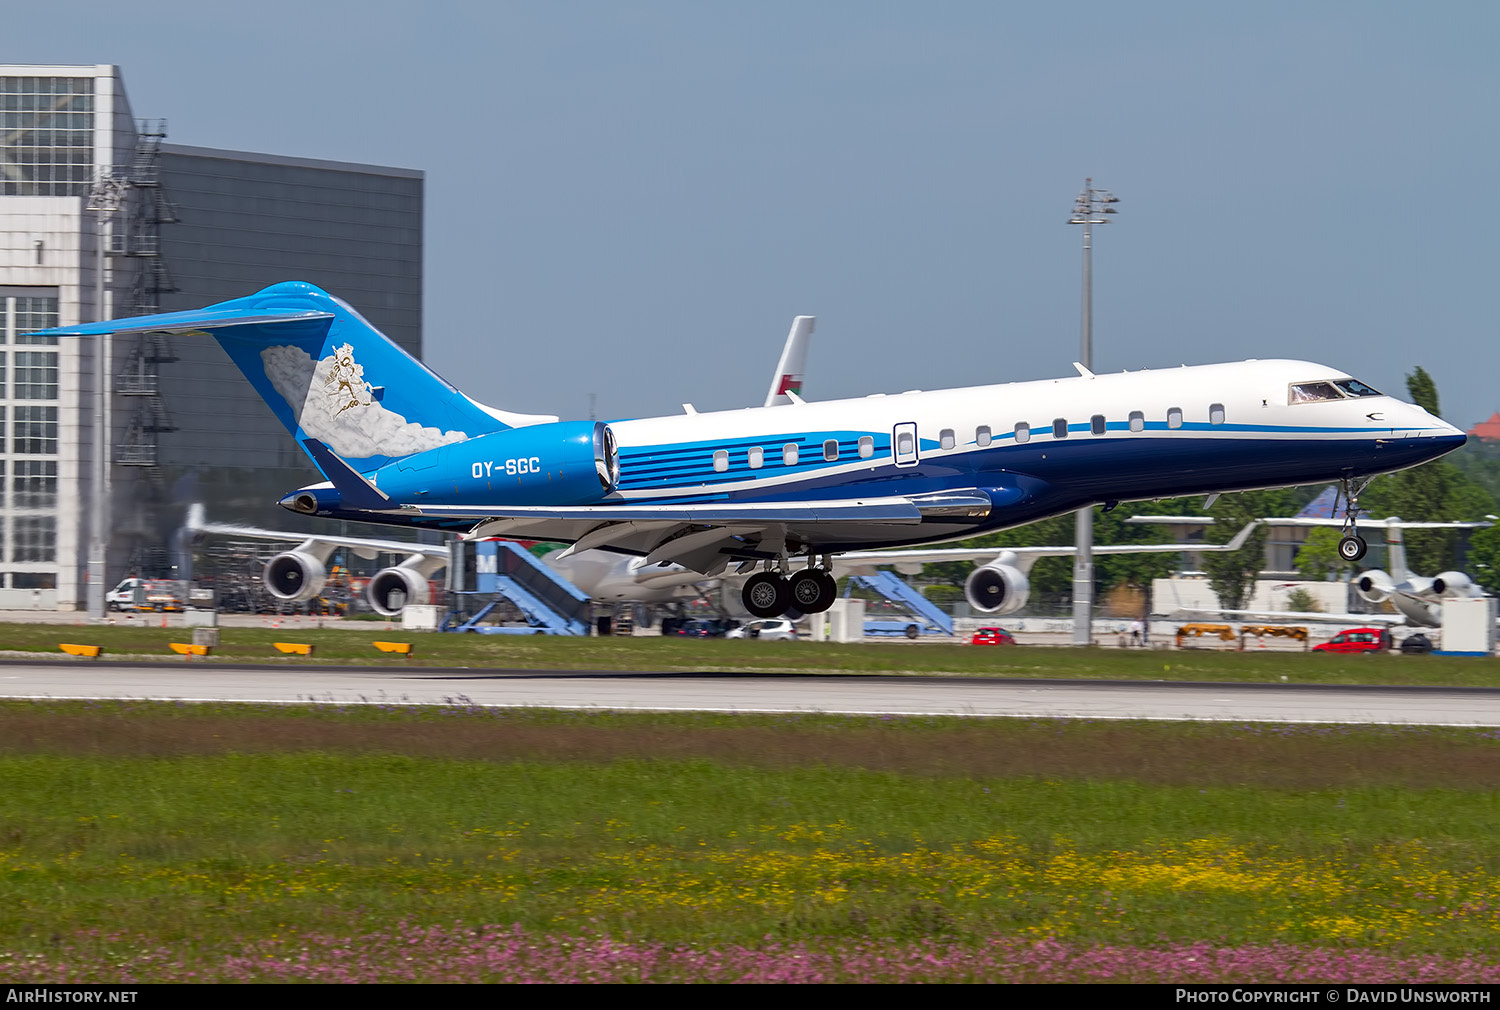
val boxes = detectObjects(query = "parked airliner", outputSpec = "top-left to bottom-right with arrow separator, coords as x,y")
42,282 -> 1467,619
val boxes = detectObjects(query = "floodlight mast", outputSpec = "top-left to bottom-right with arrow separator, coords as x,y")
84,172 -> 128,621
1067,178 -> 1119,646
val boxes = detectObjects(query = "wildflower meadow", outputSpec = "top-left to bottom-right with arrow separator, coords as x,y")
1,701 -> 1497,982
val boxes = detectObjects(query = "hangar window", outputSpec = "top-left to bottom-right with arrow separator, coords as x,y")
858,436 -> 874,458
13,406 -> 56,454
823,439 -> 839,461
1014,422 -> 1030,444
747,446 -> 764,469
1128,411 -> 1145,432
940,428 -> 956,450
1167,407 -> 1183,429
712,449 -> 729,472
1210,403 -> 1226,425
1090,414 -> 1106,436
976,425 -> 992,447
14,351 -> 57,399
782,443 -> 799,467
13,459 -> 56,509
1052,418 -> 1069,439
12,515 -> 55,563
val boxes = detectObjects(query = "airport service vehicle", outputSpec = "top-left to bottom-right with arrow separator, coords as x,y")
726,618 -> 799,640
1312,628 -> 1392,654
970,627 -> 1017,646
43,282 -> 1466,622
105,578 -> 183,612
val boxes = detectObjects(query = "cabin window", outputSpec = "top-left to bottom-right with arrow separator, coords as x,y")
896,430 -> 915,457
1014,422 -> 1030,444
748,446 -> 764,469
1128,410 -> 1144,432
940,428 -> 956,450
823,439 -> 839,461
1167,407 -> 1183,429
1052,418 -> 1068,439
1289,381 -> 1343,404
858,436 -> 874,458
1090,414 -> 1106,436
1209,403 -> 1225,425
712,449 -> 729,472
976,425 -> 992,447
782,443 -> 799,466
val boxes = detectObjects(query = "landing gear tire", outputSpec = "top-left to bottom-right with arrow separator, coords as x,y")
1338,535 -> 1368,563
743,572 -> 789,619
788,570 -> 837,614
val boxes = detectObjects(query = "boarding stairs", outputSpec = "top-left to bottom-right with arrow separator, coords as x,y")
444,541 -> 591,635
845,571 -> 955,637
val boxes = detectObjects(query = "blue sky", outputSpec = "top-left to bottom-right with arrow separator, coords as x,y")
14,1 -> 1498,427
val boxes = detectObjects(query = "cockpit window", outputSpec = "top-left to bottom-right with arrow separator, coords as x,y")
1333,378 -> 1381,398
1289,381 -> 1343,404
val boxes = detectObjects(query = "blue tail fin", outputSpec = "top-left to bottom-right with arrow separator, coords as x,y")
38,281 -> 557,471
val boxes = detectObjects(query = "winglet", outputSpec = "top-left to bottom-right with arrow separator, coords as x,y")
301,438 -> 392,510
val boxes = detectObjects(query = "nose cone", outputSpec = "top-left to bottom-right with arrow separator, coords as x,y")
1414,416 -> 1467,464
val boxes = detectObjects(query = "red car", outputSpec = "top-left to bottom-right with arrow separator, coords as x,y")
971,627 -> 1018,646
1312,628 -> 1391,653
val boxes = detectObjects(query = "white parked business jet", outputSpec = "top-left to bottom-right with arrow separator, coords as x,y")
43,283 -> 1467,620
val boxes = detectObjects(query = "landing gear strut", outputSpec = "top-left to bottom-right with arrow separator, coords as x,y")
1337,476 -> 1375,563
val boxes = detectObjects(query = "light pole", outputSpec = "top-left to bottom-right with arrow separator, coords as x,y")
85,172 -> 127,620
1067,178 -> 1119,646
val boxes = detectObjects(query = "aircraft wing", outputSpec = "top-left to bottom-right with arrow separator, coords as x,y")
833,520 -> 1265,573
1172,607 -> 1407,627
187,506 -> 448,561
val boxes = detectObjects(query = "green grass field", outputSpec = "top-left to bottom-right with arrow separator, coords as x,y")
1,700 -> 1498,981
7,621 -> 1500,687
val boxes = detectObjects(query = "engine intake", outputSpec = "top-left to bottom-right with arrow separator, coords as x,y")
366,565 -> 433,616
263,551 -> 329,602
1354,569 -> 1394,604
1432,571 -> 1472,596
964,561 -> 1030,615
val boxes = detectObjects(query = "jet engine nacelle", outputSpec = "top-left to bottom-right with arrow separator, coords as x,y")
1431,571 -> 1473,596
1354,569 -> 1395,604
263,551 -> 329,602
366,565 -> 433,617
964,562 -> 1030,615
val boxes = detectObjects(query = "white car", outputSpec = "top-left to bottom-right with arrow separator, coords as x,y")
726,618 -> 800,641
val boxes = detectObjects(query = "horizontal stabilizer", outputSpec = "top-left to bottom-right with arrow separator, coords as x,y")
302,439 -> 393,511
35,308 -> 333,337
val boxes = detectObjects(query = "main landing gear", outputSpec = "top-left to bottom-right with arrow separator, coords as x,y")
1336,475 -> 1375,563
742,560 -> 837,619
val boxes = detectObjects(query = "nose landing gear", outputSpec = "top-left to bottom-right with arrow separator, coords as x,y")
1336,476 -> 1375,563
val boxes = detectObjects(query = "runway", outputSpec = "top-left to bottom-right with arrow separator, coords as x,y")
3,659 -> 1500,725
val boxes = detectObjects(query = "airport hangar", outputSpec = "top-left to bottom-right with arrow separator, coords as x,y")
0,64 -> 423,609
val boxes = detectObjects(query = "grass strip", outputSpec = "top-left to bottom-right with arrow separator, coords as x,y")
6,623 -> 1500,687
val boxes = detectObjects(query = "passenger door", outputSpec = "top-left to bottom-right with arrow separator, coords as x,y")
893,422 -> 919,468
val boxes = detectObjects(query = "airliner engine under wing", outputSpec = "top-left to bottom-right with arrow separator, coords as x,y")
40,282 -> 1468,620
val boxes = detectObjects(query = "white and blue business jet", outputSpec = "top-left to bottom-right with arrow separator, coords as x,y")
42,282 -> 1467,620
